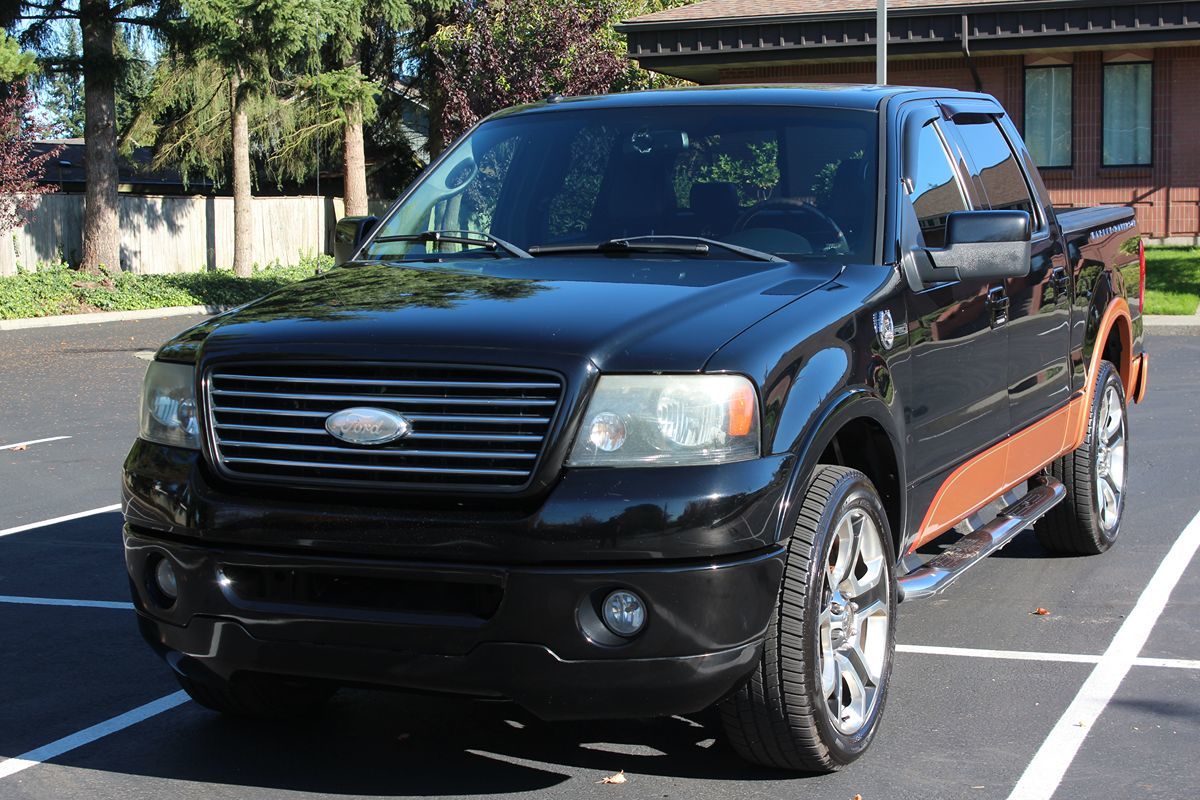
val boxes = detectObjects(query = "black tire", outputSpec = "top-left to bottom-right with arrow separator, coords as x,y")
176,672 -> 336,719
720,465 -> 897,772
1035,360 -> 1128,555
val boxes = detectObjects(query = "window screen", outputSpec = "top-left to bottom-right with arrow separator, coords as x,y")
1024,67 -> 1072,167
908,122 -> 967,248
1103,63 -> 1152,166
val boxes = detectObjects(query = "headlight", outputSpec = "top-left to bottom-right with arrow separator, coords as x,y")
566,375 -> 760,467
139,361 -> 201,450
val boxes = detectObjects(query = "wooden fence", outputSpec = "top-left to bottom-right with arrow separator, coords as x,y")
0,194 -> 393,276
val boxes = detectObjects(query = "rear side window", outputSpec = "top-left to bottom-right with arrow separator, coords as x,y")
953,116 -> 1036,220
908,122 -> 967,248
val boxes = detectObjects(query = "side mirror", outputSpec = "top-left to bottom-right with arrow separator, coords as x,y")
924,210 -> 1032,282
333,215 -> 379,265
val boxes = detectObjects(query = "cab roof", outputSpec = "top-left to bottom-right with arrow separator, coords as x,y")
492,83 -> 989,119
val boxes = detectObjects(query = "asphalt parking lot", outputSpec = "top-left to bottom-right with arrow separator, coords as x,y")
1,316 -> 1198,800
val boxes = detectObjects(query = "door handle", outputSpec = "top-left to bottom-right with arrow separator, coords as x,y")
1051,266 -> 1071,299
987,286 -> 1009,328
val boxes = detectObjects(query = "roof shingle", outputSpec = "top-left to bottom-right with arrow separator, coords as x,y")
626,0 -> 1032,25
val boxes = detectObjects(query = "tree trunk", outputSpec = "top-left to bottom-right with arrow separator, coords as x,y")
79,0 -> 120,274
342,104 -> 368,217
230,71 -> 253,277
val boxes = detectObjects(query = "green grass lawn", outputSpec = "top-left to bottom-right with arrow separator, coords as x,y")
0,258 -> 328,320
1144,246 -> 1200,315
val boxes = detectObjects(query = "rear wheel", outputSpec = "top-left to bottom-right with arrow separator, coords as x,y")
176,672 -> 336,719
1036,360 -> 1128,555
720,465 -> 896,771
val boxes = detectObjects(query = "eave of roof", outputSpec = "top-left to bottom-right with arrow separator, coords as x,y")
620,0 -> 1162,28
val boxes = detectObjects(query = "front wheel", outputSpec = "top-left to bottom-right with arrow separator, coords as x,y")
720,465 -> 896,771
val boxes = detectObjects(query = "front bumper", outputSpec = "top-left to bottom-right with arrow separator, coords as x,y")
122,440 -> 794,563
127,528 -> 785,719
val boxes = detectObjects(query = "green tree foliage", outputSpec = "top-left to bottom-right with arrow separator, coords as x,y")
142,0 -> 329,274
604,0 -> 695,92
35,23 -> 152,140
0,31 -> 37,81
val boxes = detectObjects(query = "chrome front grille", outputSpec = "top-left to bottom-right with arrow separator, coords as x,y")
205,363 -> 563,490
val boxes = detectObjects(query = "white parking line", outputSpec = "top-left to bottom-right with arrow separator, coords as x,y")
0,691 -> 188,780
0,435 -> 71,451
898,644 -> 1100,665
0,595 -> 134,610
898,643 -> 1200,671
1007,508 -> 1200,800
0,504 -> 122,539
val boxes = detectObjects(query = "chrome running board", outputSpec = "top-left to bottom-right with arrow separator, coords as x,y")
898,476 -> 1066,602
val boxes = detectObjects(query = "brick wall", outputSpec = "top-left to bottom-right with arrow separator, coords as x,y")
719,47 -> 1200,241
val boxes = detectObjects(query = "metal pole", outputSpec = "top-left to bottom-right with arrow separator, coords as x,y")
876,0 -> 887,85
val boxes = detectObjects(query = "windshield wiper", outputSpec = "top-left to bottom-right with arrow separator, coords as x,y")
527,235 -> 784,263
370,230 -> 533,259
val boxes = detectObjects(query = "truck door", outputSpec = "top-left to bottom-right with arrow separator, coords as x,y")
901,113 -> 1012,487
949,113 -> 1073,431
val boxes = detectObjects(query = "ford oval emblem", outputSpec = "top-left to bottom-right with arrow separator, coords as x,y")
325,407 -> 411,446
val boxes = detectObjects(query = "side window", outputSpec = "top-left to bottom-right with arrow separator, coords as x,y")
952,117 -> 1036,221
909,121 -> 967,248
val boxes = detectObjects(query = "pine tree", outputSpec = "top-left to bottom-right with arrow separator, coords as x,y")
4,0 -> 181,273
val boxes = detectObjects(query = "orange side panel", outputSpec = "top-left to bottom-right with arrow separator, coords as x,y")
910,299 -> 1134,552
911,399 -> 1082,550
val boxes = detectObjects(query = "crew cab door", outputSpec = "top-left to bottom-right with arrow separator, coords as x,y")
898,107 -> 1012,487
946,111 -> 1073,432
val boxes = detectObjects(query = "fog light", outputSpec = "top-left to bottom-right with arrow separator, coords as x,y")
154,557 -> 178,600
602,590 -> 646,637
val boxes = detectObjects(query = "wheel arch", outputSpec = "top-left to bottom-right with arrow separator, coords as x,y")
1085,289 -> 1135,400
1076,296 -> 1135,456
776,390 -> 905,557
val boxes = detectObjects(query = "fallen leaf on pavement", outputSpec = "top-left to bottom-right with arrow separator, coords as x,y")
1031,607 -> 1050,616
597,771 -> 627,785
852,794 -> 863,800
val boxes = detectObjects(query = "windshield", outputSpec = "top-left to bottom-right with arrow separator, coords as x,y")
364,104 -> 878,263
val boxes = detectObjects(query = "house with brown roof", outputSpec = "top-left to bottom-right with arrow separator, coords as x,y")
618,0 -> 1200,242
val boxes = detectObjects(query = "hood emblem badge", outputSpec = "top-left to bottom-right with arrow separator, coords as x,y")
874,310 -> 896,350
325,407 -> 412,446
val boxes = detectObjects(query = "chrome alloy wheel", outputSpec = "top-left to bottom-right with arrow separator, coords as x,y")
1095,382 -> 1127,532
818,508 -> 890,736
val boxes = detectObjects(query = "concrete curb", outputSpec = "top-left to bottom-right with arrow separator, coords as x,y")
0,305 -> 229,332
1144,315 -> 1200,336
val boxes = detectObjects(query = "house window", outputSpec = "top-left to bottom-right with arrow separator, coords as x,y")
1103,62 -> 1152,166
1024,66 -> 1072,167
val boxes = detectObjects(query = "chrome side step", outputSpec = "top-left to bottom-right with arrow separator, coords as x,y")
898,476 -> 1066,602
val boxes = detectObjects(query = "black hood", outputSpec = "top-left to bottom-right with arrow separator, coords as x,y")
162,258 -> 841,372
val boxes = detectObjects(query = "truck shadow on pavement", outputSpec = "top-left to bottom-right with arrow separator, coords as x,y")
52,689 -> 783,795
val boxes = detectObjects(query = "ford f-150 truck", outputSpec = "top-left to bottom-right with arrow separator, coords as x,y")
124,85 -> 1149,771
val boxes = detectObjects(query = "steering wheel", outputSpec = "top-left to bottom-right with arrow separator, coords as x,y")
733,199 -> 848,254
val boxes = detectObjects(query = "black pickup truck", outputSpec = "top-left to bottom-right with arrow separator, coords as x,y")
124,85 -> 1149,771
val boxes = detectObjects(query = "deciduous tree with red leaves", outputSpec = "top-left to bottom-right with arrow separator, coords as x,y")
427,0 -> 625,146
0,84 -> 59,235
